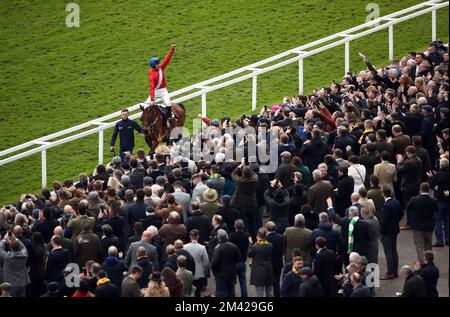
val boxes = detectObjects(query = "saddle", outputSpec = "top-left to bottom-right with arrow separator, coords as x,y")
157,105 -> 173,117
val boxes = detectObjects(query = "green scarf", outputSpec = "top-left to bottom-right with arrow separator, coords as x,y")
348,216 -> 359,254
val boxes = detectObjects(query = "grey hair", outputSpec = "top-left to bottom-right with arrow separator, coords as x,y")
294,214 -> 305,226
312,169 -> 322,181
406,59 -> 416,67
348,206 -> 359,218
401,265 -> 414,276
108,246 -> 118,256
88,191 -> 99,200
388,68 -> 398,76
319,212 -> 329,222
121,175 -> 131,186
217,229 -> 228,242
440,158 -> 449,169
349,252 -> 360,263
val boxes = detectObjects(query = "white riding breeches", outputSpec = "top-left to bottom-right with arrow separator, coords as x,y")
146,88 -> 171,107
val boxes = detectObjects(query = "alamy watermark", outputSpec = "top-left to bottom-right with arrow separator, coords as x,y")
166,121 -> 280,174
365,3 -> 380,26
65,3 -> 80,28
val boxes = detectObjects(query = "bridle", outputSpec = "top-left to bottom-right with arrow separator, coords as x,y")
142,107 -> 161,138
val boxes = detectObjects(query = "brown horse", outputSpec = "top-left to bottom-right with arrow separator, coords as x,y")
140,102 -> 185,152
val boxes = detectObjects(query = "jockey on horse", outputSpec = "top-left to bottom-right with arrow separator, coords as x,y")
145,43 -> 176,128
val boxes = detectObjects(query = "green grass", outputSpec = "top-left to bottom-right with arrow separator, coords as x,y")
0,0 -> 448,204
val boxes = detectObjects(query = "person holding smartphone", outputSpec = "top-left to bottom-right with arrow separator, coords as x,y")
0,231 -> 29,297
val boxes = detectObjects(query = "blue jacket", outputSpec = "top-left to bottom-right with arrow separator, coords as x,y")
310,221 -> 342,252
281,270 -> 302,297
350,284 -> 372,297
102,256 -> 126,288
110,119 -> 143,148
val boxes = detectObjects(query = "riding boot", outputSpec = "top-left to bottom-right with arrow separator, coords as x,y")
166,105 -> 172,128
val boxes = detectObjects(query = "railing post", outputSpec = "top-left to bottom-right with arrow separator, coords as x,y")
345,41 -> 350,74
389,25 -> 394,61
298,58 -> 304,95
431,9 -> 436,41
41,150 -> 47,189
98,130 -> 104,164
201,93 -> 207,118
252,74 -> 257,112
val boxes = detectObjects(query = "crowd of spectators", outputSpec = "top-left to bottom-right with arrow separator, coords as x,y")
0,41 -> 448,297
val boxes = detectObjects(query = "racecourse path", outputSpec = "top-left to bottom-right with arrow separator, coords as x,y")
205,218 -> 449,297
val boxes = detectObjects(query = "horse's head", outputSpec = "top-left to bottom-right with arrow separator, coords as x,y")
140,104 -> 159,133
140,104 -> 163,150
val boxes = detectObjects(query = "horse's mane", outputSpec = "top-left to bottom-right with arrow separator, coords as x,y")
177,102 -> 185,110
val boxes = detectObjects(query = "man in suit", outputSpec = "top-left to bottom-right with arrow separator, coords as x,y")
266,221 -> 285,297
211,229 -> 241,297
400,265 -> 426,297
374,129 -> 394,162
125,228 -> 160,271
284,214 -> 312,264
350,272 -> 372,297
45,235 -> 71,284
397,146 -> 423,229
379,187 -> 403,280
51,226 -> 73,262
184,229 -> 210,297
374,151 -> 397,196
313,236 -> 336,297
298,267 -> 324,297
307,169 -> 333,214
127,158 -> 146,190
391,125 -> 411,156
412,136 -> 432,182
429,158 -> 449,247
420,105 -> 436,165
184,202 -> 212,245
275,152 -> 299,188
414,251 -> 440,297
334,166 -> 354,216
406,182 -> 438,263
172,180 -> 192,221
128,189 -> 150,227
327,198 -> 369,266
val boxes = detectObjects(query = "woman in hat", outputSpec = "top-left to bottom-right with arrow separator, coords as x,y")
143,271 -> 170,297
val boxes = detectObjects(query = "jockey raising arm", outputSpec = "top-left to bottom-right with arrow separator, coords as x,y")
146,44 -> 176,107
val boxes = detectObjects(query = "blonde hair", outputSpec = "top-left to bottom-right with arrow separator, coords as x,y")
144,280 -> 170,297
414,77 -> 427,95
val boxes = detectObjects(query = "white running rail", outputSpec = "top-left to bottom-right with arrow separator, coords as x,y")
0,0 -> 448,189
